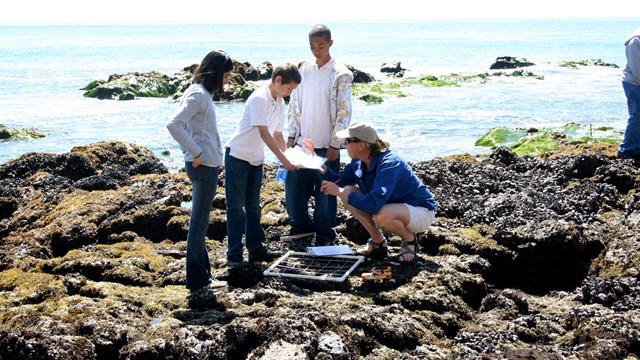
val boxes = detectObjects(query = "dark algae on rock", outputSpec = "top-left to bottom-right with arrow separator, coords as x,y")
0,140 -> 639,359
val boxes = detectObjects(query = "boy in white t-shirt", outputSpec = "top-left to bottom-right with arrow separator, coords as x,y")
224,63 -> 301,268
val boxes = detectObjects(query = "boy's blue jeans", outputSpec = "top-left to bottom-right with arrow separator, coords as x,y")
224,150 -> 265,262
184,162 -> 219,290
285,148 -> 339,242
620,81 -> 640,157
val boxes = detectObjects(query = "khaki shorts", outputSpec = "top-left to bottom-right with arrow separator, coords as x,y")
405,204 -> 436,233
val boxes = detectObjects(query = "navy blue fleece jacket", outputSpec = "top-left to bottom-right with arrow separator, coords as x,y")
323,150 -> 437,214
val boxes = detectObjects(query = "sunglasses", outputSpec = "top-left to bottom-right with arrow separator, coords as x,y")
345,137 -> 362,144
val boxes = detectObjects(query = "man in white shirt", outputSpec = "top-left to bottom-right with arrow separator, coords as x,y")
286,24 -> 354,244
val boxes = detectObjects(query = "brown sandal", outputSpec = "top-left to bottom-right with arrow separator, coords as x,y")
397,239 -> 419,265
361,238 -> 388,260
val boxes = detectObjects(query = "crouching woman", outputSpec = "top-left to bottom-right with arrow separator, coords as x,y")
317,122 -> 437,265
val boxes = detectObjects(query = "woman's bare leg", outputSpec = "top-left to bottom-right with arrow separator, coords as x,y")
340,186 -> 386,250
374,203 -> 417,262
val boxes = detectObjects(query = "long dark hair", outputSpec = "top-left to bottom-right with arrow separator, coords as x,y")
192,50 -> 233,94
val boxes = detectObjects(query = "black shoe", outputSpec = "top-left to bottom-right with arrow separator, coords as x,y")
314,236 -> 337,246
618,151 -> 640,161
227,259 -> 250,269
249,246 -> 280,263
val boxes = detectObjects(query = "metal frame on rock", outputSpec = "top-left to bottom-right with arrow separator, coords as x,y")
263,251 -> 365,282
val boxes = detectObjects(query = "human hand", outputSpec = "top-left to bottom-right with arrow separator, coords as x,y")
192,156 -> 203,168
302,138 -> 315,154
282,159 -> 299,171
320,180 -> 339,196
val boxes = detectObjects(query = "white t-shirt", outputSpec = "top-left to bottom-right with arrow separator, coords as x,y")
296,59 -> 334,148
225,84 -> 285,165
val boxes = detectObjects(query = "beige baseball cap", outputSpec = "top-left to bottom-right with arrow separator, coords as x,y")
335,122 -> 380,144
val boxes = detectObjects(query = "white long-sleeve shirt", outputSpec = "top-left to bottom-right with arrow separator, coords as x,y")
167,83 -> 224,167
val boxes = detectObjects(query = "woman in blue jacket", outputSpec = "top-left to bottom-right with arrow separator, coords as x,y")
318,122 -> 437,265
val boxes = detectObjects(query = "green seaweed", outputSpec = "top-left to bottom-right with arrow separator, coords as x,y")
415,75 -> 459,87
233,82 -> 260,100
475,123 -> 624,156
80,80 -> 105,91
83,72 -> 174,100
0,125 -> 46,140
359,94 -> 384,103
511,134 -> 561,156
351,81 -> 410,102
559,59 -> 619,69
568,136 -> 621,145
475,127 -> 527,148
408,70 -> 544,87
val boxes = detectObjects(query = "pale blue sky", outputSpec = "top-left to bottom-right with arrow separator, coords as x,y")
1,0 -> 637,25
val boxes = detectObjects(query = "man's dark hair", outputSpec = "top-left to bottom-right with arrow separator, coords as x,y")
272,62 -> 301,84
309,24 -> 331,41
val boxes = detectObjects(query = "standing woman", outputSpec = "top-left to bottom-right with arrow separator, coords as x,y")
167,50 -> 233,292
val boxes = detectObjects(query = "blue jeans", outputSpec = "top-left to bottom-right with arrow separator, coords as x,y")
184,162 -> 219,290
285,148 -> 339,241
225,150 -> 265,262
620,81 -> 640,157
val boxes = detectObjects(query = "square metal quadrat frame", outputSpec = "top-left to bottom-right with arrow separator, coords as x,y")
263,251 -> 365,282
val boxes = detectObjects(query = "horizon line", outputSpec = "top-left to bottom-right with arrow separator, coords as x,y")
1,16 -> 637,27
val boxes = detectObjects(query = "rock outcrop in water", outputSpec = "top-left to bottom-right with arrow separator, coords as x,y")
0,124 -> 46,140
0,141 -> 638,359
489,56 -> 535,70
80,61 -> 375,102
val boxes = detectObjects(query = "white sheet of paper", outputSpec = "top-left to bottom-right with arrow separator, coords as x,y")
284,147 -> 327,170
306,245 -> 356,256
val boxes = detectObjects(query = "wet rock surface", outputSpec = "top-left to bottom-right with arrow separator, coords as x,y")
0,124 -> 46,140
489,56 -> 535,70
0,141 -> 639,359
81,60 -> 375,102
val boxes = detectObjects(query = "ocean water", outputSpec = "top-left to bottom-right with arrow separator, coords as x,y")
0,19 -> 637,172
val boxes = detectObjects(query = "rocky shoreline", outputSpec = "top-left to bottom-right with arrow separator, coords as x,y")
80,60 -> 376,102
0,140 -> 639,359
78,56 -> 612,104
